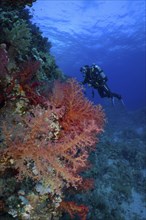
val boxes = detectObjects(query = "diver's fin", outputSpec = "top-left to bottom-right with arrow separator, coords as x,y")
120,99 -> 125,107
120,99 -> 126,108
111,97 -> 115,106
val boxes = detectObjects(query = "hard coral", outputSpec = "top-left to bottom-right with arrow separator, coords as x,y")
2,79 -> 105,193
0,0 -> 36,9
4,19 -> 32,56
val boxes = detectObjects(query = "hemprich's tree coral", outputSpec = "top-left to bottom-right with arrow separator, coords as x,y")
2,79 -> 105,193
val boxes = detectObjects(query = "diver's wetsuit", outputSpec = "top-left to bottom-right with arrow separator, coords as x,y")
95,83 -> 121,100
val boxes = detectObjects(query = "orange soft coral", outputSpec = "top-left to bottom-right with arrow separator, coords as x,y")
1,79 -> 105,191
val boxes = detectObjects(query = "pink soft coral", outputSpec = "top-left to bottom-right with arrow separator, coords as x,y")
2,79 -> 105,191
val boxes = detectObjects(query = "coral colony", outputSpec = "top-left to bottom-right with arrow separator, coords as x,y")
0,0 -> 105,219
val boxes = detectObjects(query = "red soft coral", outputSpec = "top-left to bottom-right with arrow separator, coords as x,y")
16,60 -> 46,106
0,59 -> 46,109
2,79 -> 105,191
60,201 -> 88,220
51,79 -> 105,135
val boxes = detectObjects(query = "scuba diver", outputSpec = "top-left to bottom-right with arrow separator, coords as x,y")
80,64 -> 124,106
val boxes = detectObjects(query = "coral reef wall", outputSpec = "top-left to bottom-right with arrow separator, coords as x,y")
0,1 -> 105,219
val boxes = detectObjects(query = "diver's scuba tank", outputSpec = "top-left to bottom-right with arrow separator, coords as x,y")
91,64 -> 107,83
99,71 -> 106,80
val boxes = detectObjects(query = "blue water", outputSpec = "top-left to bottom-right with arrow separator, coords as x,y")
30,0 -> 146,110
